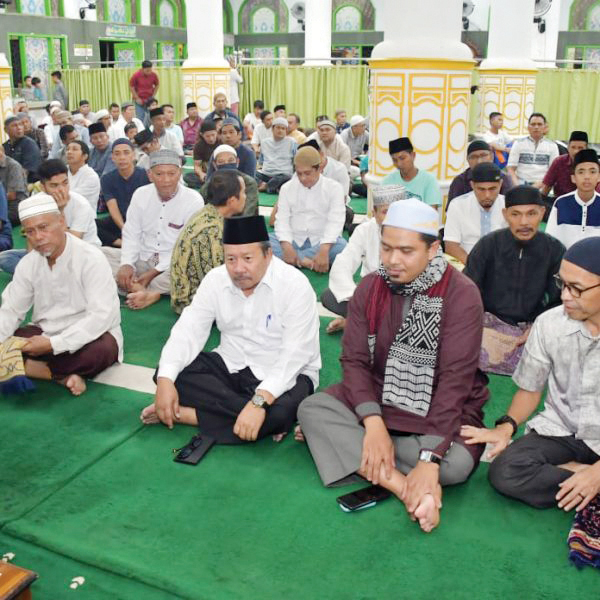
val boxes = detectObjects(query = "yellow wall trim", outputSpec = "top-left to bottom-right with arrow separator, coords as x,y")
478,68 -> 538,75
180,67 -> 230,73
369,58 -> 475,71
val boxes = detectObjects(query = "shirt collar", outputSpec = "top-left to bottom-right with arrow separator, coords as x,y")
224,256 -> 276,295
574,190 -> 598,207
561,307 -> 594,337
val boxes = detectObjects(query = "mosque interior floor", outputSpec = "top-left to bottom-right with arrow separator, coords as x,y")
0,194 -> 595,599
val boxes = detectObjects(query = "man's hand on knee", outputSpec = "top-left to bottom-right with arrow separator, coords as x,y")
117,265 -> 135,291
556,462 -> 600,512
134,268 -> 160,289
461,424 -> 512,460
281,242 -> 298,266
21,335 -> 52,356
155,377 -> 180,429
233,401 -> 267,441
360,415 -> 395,485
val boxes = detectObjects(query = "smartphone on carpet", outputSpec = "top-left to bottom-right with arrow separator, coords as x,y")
173,433 -> 216,465
336,485 -> 392,512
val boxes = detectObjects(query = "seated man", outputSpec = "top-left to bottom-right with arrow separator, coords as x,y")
462,237 -> 600,512
444,162 -> 507,265
546,149 -> 600,249
541,131 -> 595,199
243,99 -> 264,140
185,120 -> 220,188
464,185 -> 565,376
322,184 -> 404,333
103,149 -> 204,310
447,140 -> 512,204
308,118 -> 351,172
0,183 -> 13,252
0,144 -> 27,224
251,110 -> 272,156
50,111 -> 90,158
141,215 -> 320,445
270,145 -> 347,273
133,129 -> 163,171
382,137 -> 442,211
19,113 -> 48,160
162,104 -> 184,144
287,113 -> 307,145
199,144 -> 258,216
66,140 -> 100,212
206,117 -> 255,179
96,138 -> 149,248
88,123 -> 115,178
507,113 -> 559,187
298,198 -> 489,533
3,115 -> 41,183
204,92 -> 243,134
108,102 -> 145,142
482,111 -> 513,167
171,170 -> 246,314
256,117 -> 297,193
0,194 -> 122,396
149,107 -> 184,160
340,114 -> 369,178
180,102 -> 202,152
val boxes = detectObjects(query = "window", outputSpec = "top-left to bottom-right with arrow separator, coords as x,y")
334,6 -> 362,32
158,0 -> 177,28
17,0 -> 48,15
252,7 -> 276,33
106,0 -> 131,24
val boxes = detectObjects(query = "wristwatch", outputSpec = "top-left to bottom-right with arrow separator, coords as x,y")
251,393 -> 270,411
418,450 -> 442,465
494,415 -> 518,437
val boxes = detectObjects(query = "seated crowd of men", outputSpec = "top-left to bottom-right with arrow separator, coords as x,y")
2,93 -> 600,545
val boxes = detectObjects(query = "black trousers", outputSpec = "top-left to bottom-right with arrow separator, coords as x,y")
96,216 -> 122,246
321,287 -> 348,317
174,351 -> 314,444
488,431 -> 599,508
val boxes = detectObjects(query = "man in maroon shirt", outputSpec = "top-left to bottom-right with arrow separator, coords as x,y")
299,198 -> 489,533
180,102 -> 202,152
541,131 -> 600,199
129,60 -> 159,122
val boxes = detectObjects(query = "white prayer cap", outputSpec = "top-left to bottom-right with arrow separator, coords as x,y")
382,197 -> 438,237
72,113 -> 85,124
272,117 -> 288,128
49,100 -> 62,108
18,193 -> 60,222
213,144 -> 237,159
49,106 -> 62,115
350,114 -> 366,127
94,109 -> 109,121
317,119 -> 336,130
372,184 -> 406,207
149,148 -> 181,168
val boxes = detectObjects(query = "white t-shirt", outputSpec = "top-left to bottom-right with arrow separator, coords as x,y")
68,164 -> 101,212
507,136 -> 559,184
444,191 -> 507,254
482,129 -> 513,147
63,191 -> 101,247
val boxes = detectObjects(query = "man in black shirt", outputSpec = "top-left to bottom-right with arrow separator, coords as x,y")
3,116 -> 42,183
464,185 -> 565,375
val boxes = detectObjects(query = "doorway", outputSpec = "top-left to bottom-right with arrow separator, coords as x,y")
99,39 -> 143,68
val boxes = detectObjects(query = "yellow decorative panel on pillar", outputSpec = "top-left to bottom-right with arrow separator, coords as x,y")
478,70 -> 537,137
181,68 -> 231,119
369,61 -> 472,185
0,66 -> 13,144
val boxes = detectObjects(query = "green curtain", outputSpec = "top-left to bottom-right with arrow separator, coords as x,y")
238,65 -> 370,127
60,67 -> 185,121
534,69 -> 600,141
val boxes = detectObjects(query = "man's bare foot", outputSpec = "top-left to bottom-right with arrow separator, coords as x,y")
140,403 -> 161,425
60,374 -> 87,396
126,290 -> 161,310
294,424 -> 305,442
326,317 -> 346,334
258,182 -> 267,192
413,493 -> 440,533
272,432 -> 287,442
298,257 -> 314,269
559,461 -> 588,473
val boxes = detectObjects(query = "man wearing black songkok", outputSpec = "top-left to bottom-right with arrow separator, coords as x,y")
463,185 -> 565,375
463,236 -> 600,510
141,215 -> 321,445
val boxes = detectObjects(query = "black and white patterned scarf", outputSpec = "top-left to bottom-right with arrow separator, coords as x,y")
367,251 -> 450,417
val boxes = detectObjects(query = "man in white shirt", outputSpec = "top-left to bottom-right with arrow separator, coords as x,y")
0,194 -> 122,396
256,117 -> 297,193
308,118 -> 352,171
108,102 -> 145,143
103,149 -> 204,310
141,215 -> 320,445
270,146 -> 347,273
133,129 -> 164,171
66,140 -> 101,212
243,99 -> 264,139
444,162 -> 507,265
162,104 -> 184,144
482,112 -> 513,154
507,113 -> 559,187
322,184 -> 405,333
149,106 -> 184,160
340,114 -> 369,178
251,110 -> 273,156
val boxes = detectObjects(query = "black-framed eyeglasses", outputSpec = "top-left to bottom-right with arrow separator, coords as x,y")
173,434 -> 204,459
553,274 -> 600,298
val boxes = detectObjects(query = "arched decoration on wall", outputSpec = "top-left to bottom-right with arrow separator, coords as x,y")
223,0 -> 234,34
332,0 -> 375,31
95,0 -> 140,23
239,0 -> 288,33
150,0 -> 186,28
569,0 -> 600,30
14,0 -> 63,16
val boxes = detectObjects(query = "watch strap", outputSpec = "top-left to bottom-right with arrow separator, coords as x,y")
494,415 -> 518,437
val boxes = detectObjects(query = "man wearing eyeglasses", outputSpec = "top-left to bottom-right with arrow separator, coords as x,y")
463,185 -> 565,375
462,236 -> 600,511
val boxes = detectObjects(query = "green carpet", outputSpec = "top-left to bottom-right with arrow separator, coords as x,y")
0,381 -> 152,526
257,192 -> 368,215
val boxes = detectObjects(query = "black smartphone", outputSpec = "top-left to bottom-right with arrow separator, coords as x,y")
336,485 -> 392,512
173,433 -> 216,465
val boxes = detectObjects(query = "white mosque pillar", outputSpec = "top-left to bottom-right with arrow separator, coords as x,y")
0,54 -> 13,144
368,0 -> 473,218
304,0 -> 332,66
478,0 -> 537,137
181,0 -> 230,118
